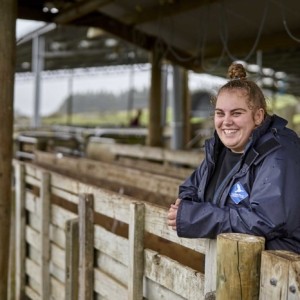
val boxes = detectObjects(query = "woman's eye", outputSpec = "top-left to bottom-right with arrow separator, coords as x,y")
215,111 -> 224,117
232,112 -> 241,116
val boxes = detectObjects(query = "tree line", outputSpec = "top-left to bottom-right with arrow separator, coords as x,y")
54,88 -> 149,115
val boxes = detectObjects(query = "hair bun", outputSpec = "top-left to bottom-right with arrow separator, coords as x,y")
228,63 -> 247,80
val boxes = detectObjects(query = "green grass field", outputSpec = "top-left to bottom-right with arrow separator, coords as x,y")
16,94 -> 300,132
42,110 -> 150,127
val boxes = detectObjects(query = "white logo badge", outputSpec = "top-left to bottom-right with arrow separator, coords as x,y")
229,182 -> 248,204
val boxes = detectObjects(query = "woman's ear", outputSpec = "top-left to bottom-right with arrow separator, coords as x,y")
254,108 -> 265,126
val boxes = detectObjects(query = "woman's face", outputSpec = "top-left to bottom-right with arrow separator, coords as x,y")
214,90 -> 264,153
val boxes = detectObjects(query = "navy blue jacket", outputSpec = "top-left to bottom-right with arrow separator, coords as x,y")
177,115 -> 300,253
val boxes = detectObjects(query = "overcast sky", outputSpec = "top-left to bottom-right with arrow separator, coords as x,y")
15,20 -> 154,117
15,66 -> 152,116
15,19 -> 225,117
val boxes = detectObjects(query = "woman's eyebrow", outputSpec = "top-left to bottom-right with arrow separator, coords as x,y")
214,108 -> 247,112
231,108 -> 247,112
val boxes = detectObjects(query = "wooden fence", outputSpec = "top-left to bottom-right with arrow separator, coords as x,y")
14,131 -> 80,161
86,140 -> 205,179
12,158 -> 300,300
14,128 -> 205,180
13,159 -> 216,300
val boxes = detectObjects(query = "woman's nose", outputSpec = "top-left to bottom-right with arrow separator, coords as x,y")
223,114 -> 233,125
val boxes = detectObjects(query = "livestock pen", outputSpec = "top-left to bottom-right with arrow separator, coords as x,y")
13,159 -> 216,299
11,149 -> 300,300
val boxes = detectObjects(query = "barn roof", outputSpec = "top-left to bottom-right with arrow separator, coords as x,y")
17,0 -> 300,95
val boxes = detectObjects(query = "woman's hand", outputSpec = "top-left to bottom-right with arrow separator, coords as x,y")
167,198 -> 181,230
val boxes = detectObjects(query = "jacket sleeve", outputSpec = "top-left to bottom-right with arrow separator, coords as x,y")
177,154 -> 297,240
178,161 -> 207,202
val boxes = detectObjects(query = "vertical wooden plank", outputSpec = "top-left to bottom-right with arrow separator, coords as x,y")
65,218 -> 79,300
8,186 -> 16,300
128,202 -> 145,300
15,163 -> 26,300
204,239 -> 217,300
40,172 -> 51,299
216,233 -> 265,300
0,0 -> 16,298
259,251 -> 300,300
78,194 -> 94,300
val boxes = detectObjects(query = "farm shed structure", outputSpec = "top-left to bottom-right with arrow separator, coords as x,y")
16,0 -> 300,97
1,0 -> 300,298
15,0 -> 300,144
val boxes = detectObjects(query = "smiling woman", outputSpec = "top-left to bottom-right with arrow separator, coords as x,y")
167,62 -> 300,254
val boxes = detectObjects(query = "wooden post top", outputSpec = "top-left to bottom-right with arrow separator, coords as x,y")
218,233 -> 265,244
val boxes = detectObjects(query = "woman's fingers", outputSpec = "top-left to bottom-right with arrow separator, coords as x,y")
170,199 -> 181,207
167,207 -> 178,230
167,198 -> 181,231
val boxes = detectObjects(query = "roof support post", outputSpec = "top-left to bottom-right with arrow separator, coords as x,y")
147,50 -> 163,147
182,69 -> 191,147
32,34 -> 45,127
67,71 -> 74,125
171,65 -> 183,149
0,0 -> 16,298
161,64 -> 169,128
171,65 -> 190,150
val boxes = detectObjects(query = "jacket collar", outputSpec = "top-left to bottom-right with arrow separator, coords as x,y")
251,114 -> 287,143
242,114 -> 284,168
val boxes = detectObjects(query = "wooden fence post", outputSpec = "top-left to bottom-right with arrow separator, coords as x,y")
78,194 -> 94,300
216,233 -> 265,300
40,172 -> 51,299
204,239 -> 217,300
15,163 -> 26,300
259,250 -> 300,300
65,218 -> 79,300
128,202 -> 145,300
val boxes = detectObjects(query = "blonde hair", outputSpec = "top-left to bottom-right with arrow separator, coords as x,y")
212,63 -> 268,116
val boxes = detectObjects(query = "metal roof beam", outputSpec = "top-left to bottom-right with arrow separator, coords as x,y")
121,0 -> 220,25
72,11 -> 202,72
54,0 -> 113,24
44,48 -> 116,58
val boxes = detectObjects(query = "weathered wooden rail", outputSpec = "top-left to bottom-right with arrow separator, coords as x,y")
14,127 -> 205,179
86,139 -> 205,179
33,150 -> 187,207
13,159 -> 217,300
14,131 -> 80,161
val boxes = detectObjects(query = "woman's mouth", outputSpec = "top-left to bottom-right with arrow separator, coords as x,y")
223,129 -> 238,135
